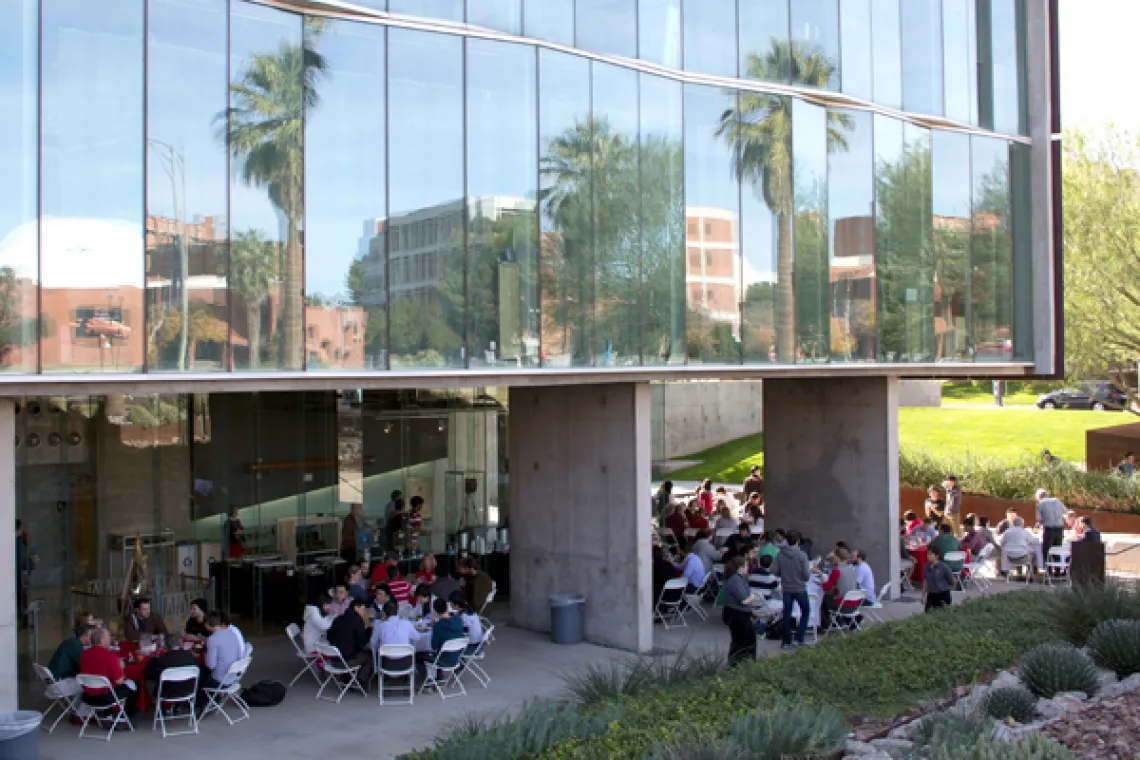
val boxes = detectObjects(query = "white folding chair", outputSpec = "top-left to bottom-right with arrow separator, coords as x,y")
1005,552 -> 1033,584
286,623 -> 322,688
1044,546 -> 1073,587
420,638 -> 469,700
374,644 -> 415,705
75,675 -> 134,741
478,586 -> 497,616
865,582 -> 892,623
315,643 -> 367,703
831,590 -> 867,633
152,665 -> 199,738
479,615 -> 495,643
655,579 -> 688,629
682,572 -> 714,621
683,528 -> 699,542
200,656 -> 252,724
943,551 -> 968,591
962,544 -> 995,593
714,528 -> 734,546
459,625 -> 493,688
33,663 -> 81,734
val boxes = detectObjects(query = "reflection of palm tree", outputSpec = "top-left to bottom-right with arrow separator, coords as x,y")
229,230 -> 277,369
218,20 -> 327,368
717,40 -> 845,362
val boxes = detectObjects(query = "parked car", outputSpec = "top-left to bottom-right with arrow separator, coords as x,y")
1037,383 -> 1126,411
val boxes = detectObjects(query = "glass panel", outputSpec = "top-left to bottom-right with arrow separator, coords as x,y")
990,0 -> 1026,136
466,40 -> 539,368
538,50 -> 592,367
683,85 -> 740,364
468,0 -> 522,34
942,0 -> 976,124
870,0 -> 901,109
41,0 -> 144,373
739,0 -> 790,85
901,0 -> 943,115
1011,142 -> 1032,361
932,130 -> 971,361
828,109 -> 875,361
683,0 -> 736,77
388,30 -> 465,369
971,137 -> 1011,362
790,0 -> 840,91
592,63 -> 640,365
0,0 -> 38,373
227,5 -> 305,371
792,99 -> 828,363
523,0 -> 574,45
840,0 -> 872,100
734,91 -> 790,364
389,0 -> 464,22
576,0 -> 636,58
876,117 -> 934,362
640,74 -> 685,365
146,0 -> 228,373
304,21 -> 386,371
639,0 -> 682,69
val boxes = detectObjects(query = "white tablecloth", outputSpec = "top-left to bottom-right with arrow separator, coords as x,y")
760,580 -> 822,629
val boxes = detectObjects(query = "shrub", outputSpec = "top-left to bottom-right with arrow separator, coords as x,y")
982,687 -> 1037,724
924,732 -> 1073,760
561,641 -> 722,708
1019,642 -> 1100,698
125,404 -> 158,428
1087,619 -> 1140,678
914,713 -> 993,754
1046,580 -> 1140,646
419,701 -> 621,760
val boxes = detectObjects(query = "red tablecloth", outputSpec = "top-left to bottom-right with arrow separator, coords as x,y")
118,642 -> 204,712
908,546 -> 928,583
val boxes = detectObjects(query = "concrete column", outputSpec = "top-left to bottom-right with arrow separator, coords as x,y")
509,383 -> 652,652
763,378 -> 900,600
0,400 -> 15,711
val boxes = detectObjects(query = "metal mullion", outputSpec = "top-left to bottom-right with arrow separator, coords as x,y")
461,35 -> 470,369
225,0 -> 235,370
298,12 -> 307,372
35,0 -> 43,375
534,45 -> 543,368
384,27 -> 392,370
142,0 -> 150,373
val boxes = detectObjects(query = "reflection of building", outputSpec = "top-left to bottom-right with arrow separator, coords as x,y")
304,303 -> 367,368
685,207 -> 741,333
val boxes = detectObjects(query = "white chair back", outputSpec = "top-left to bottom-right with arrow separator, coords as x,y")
437,637 -> 468,660
943,551 -> 967,564
224,656 -> 252,686
33,662 -> 56,686
877,582 -> 891,603
159,665 -> 199,687
76,674 -> 112,692
377,644 -> 415,665
839,589 -> 867,606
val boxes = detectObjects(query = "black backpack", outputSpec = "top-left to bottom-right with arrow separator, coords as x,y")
241,680 -> 287,707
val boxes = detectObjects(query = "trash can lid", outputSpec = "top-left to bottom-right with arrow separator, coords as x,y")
0,711 -> 42,738
549,594 -> 585,605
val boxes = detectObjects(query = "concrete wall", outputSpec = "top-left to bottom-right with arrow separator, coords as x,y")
509,383 -> 652,652
651,381 -> 763,460
898,380 -> 942,408
763,378 -> 900,599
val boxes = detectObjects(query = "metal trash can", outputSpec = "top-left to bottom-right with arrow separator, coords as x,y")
549,594 -> 586,645
0,711 -> 42,760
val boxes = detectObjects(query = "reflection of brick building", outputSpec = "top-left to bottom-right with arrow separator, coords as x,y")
305,304 -> 367,369
685,206 -> 740,334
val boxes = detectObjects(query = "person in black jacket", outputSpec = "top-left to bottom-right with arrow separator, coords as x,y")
143,636 -> 198,700
326,600 -> 374,687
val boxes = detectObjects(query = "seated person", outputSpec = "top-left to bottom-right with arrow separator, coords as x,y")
453,594 -> 484,652
903,510 -> 923,536
687,507 -> 709,532
200,611 -> 245,699
415,598 -> 465,684
722,523 -> 755,563
996,508 -> 1019,537
977,515 -> 998,547
123,597 -> 168,643
677,546 -> 707,593
370,600 -> 417,680
386,564 -> 412,606
184,598 -> 210,638
960,515 -> 986,556
852,550 -> 876,605
688,530 -> 721,575
49,620 -> 96,684
431,569 -> 462,603
928,523 -> 964,573
755,532 -> 779,565
303,593 -> 336,654
461,557 -> 494,612
712,505 -> 738,546
1077,516 -> 1102,544
652,544 -> 679,603
665,503 -> 688,547
142,634 -> 197,700
327,585 -> 351,617
346,565 -> 369,603
747,554 -> 779,595
414,552 -> 438,586
326,600 -> 374,686
913,518 -> 937,543
998,517 -> 1034,574
79,626 -> 138,716
819,548 -> 858,624
412,583 -> 435,620
370,551 -> 403,587
372,584 -> 392,614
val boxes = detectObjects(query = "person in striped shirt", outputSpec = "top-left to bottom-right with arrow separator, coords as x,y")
385,564 -> 411,605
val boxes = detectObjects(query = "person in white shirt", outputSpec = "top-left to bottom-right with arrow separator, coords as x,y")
201,610 -> 243,701
852,549 -> 876,604
302,594 -> 336,654
998,517 -> 1034,574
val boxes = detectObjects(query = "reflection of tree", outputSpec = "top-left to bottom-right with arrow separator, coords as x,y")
970,160 -> 1011,350
463,211 -> 537,363
640,136 -> 684,362
217,19 -> 327,369
718,41 -> 844,362
230,229 -> 278,369
933,212 -> 970,360
0,268 -> 37,367
186,309 -> 228,370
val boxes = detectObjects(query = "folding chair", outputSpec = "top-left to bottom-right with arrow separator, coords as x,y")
374,644 -> 415,705
1005,553 -> 1033,584
479,615 -> 495,644
460,626 -> 493,688
943,551 -> 968,591
1044,546 -> 1073,587
682,572 -> 714,621
152,665 -> 199,738
200,656 -> 252,724
286,623 -> 322,688
864,582 -> 892,623
714,528 -> 735,546
420,638 -> 469,700
831,590 -> 867,633
962,544 -> 995,593
315,644 -> 367,703
75,675 -> 134,741
655,578 -> 688,629
33,663 -> 81,733
478,586 -> 497,616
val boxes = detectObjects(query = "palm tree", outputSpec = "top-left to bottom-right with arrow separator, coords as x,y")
229,229 -> 277,369
218,19 -> 327,369
717,39 -> 847,363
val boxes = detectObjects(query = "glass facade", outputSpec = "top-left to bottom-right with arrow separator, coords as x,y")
0,0 -> 1035,372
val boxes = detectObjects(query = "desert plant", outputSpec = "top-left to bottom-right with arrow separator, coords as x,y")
1046,580 -> 1140,646
650,739 -> 745,760
913,712 -> 993,754
560,639 -> 722,707
1019,642 -> 1100,698
982,687 -> 1037,724
1087,618 -> 1140,678
725,699 -> 848,759
923,732 -> 1073,760
425,701 -> 619,760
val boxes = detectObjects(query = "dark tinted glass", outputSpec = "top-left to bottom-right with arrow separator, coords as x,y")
828,109 -> 875,362
1010,142 -> 1032,361
990,0 -> 1026,135
971,137 -> 1011,362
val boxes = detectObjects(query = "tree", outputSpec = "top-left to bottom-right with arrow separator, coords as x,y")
217,18 -> 327,369
1063,127 -> 1140,414
229,229 -> 278,370
717,40 -> 847,362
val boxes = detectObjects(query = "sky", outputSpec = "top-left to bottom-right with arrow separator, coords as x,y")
1058,0 -> 1139,133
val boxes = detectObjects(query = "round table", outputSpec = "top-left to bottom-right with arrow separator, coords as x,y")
118,642 -> 205,712
907,545 -> 929,583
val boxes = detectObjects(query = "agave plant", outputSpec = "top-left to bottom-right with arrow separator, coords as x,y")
1019,642 -> 1100,698
982,687 -> 1037,724
1087,618 -> 1140,678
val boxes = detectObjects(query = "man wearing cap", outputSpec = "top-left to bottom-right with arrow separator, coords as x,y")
742,465 -> 764,499
942,476 -> 962,534
1035,489 -> 1066,568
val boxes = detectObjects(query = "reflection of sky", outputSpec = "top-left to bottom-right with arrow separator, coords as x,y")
0,0 -> 37,255
828,110 -> 873,258
932,132 -> 971,218
467,40 -> 537,200
576,0 -> 636,58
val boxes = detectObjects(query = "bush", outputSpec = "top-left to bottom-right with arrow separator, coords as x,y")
125,404 -> 158,428
913,713 -> 993,754
1087,619 -> 1140,678
982,687 -> 1037,724
421,701 -> 621,760
1046,580 -> 1140,646
561,641 -> 722,708
923,732 -> 1073,760
1019,642 -> 1100,698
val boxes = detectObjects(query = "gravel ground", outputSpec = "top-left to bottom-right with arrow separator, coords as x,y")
1041,691 -> 1140,759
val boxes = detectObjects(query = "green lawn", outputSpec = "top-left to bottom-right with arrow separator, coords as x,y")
940,383 -> 1043,406
667,407 -> 1129,483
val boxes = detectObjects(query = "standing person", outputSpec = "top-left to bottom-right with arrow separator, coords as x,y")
1117,452 -> 1136,477
14,520 -> 28,630
1035,489 -> 1066,572
385,490 -> 404,534
698,479 -> 715,516
721,557 -> 759,666
742,465 -> 764,500
652,481 -> 675,521
923,547 -> 955,612
341,502 -> 364,564
224,507 -> 245,559
923,486 -> 945,525
942,476 -> 962,533
385,495 -> 406,552
774,530 -> 811,649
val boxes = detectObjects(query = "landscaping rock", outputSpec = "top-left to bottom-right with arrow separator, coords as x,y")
1041,691 -> 1140,760
1096,668 -> 1118,690
1098,672 -> 1140,700
869,737 -> 914,759
1036,692 -> 1087,720
843,739 -> 879,756
989,669 -> 1021,692
886,716 -> 927,741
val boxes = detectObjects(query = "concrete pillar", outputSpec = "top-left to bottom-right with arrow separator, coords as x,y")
762,378 -> 900,600
509,383 -> 652,652
0,400 -> 15,711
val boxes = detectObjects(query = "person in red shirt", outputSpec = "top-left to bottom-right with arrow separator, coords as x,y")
903,510 -> 923,536
698,479 -> 715,515
687,508 -> 709,531
78,627 -> 137,715
385,564 -> 412,605
370,551 -> 402,586
414,553 -> 438,586
665,504 -> 687,546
